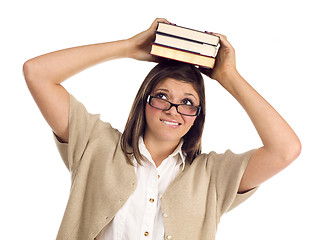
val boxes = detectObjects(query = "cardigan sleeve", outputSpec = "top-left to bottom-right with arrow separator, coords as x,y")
52,93 -> 101,173
213,149 -> 259,215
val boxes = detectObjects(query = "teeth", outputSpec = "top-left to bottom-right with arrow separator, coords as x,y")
162,120 -> 179,126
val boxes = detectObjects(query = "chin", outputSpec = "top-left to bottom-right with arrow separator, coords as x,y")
156,134 -> 180,143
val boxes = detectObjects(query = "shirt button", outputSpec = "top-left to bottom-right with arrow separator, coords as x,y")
163,213 -> 168,218
144,231 -> 149,236
166,235 -> 172,240
158,174 -> 160,179
149,198 -> 154,203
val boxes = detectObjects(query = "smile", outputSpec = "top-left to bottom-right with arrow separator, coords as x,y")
160,119 -> 181,126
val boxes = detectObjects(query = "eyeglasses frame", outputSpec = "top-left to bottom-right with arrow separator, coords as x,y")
146,95 -> 201,116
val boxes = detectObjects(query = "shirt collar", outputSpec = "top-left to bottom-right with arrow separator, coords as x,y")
137,136 -> 186,171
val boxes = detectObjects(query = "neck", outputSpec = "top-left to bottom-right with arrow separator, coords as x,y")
143,136 -> 180,167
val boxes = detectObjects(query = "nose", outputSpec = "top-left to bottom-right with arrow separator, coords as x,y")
164,105 -> 179,115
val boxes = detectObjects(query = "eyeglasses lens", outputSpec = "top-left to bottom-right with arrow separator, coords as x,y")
150,98 -> 198,116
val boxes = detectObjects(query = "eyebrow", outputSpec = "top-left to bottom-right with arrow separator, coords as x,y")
155,88 -> 198,101
156,88 -> 169,92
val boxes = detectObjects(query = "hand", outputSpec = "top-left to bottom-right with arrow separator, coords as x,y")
200,33 -> 238,83
127,18 -> 171,62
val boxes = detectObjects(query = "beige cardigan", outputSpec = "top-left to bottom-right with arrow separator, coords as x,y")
53,94 -> 258,240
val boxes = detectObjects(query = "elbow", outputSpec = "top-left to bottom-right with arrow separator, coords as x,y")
266,137 -> 302,166
23,59 -> 36,83
23,58 -> 44,84
283,138 -> 302,164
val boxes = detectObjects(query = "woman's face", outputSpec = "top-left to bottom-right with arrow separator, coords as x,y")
144,77 -> 200,145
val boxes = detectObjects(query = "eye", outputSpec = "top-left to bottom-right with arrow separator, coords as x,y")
154,92 -> 168,100
182,98 -> 194,106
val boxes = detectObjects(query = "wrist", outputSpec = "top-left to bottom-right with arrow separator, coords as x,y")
124,36 -> 146,59
99,39 -> 133,60
216,67 -> 240,83
117,39 -> 133,58
215,68 -> 245,93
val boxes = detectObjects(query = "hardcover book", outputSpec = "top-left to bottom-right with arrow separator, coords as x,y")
156,22 -> 220,46
150,23 -> 220,68
151,44 -> 216,69
154,33 -> 218,57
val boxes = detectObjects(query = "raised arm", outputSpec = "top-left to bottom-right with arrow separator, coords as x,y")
201,33 -> 301,193
23,18 -> 170,143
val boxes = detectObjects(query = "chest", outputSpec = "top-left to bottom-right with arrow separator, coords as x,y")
74,145 -> 216,239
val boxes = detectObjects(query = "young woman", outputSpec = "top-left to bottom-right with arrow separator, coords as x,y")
23,18 -> 301,240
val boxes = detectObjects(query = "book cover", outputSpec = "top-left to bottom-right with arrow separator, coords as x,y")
157,22 -> 220,46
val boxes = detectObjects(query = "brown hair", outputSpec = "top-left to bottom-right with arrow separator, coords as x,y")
121,60 -> 206,165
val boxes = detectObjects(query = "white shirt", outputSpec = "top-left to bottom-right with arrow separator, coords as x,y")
98,137 -> 185,240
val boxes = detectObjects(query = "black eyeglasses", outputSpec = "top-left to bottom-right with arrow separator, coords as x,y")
147,95 -> 201,116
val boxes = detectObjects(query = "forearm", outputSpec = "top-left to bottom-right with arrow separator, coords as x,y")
219,70 -> 301,160
23,39 -> 131,84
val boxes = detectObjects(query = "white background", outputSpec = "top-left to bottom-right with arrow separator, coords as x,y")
1,0 -> 319,239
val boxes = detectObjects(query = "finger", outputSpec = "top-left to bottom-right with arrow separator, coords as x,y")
205,31 -> 228,45
155,17 -> 170,24
205,31 -> 222,37
147,18 -> 170,34
212,33 -> 233,49
151,18 -> 170,28
213,33 -> 227,39
205,32 -> 227,40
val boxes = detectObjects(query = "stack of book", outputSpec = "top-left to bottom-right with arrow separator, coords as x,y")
150,22 -> 220,69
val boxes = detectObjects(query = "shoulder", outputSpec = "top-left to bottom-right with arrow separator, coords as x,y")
191,149 -> 234,166
191,149 -> 256,173
70,93 -> 122,138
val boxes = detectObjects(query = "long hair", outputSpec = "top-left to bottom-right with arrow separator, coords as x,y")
121,60 -> 206,165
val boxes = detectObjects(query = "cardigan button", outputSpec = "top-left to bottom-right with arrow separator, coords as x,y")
166,235 -> 172,240
162,213 -> 168,218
